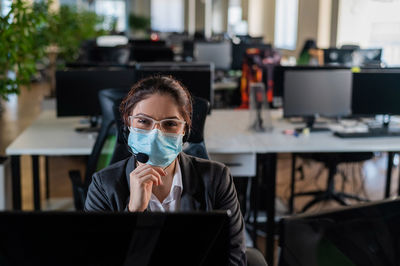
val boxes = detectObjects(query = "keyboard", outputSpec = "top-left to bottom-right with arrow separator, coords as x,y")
334,130 -> 400,138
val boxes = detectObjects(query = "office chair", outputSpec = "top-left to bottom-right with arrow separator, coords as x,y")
183,97 -> 210,160
69,88 -> 129,210
289,152 -> 374,213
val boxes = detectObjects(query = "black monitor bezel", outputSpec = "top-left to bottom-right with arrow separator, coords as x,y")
351,68 -> 400,117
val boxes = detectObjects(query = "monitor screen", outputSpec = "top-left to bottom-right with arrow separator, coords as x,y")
0,211 -> 229,266
283,69 -> 352,118
56,68 -> 135,117
352,71 -> 400,116
279,198 -> 400,266
323,48 -> 354,66
352,48 -> 382,67
135,62 -> 214,106
194,41 -> 232,70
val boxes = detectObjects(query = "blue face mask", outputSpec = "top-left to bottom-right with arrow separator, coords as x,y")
127,128 -> 183,168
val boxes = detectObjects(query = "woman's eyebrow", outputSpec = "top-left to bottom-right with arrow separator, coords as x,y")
135,113 -> 153,118
135,113 -> 181,120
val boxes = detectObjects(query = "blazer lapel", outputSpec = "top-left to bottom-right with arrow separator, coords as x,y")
178,152 -> 206,211
124,156 -> 136,209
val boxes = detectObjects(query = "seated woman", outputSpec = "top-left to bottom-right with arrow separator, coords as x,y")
85,76 -> 247,265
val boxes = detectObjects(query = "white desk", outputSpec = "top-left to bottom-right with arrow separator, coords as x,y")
205,110 -> 400,265
6,110 -> 95,210
7,109 -> 400,265
205,110 -> 400,153
6,110 -> 95,155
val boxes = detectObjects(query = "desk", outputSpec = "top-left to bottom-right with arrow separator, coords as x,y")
7,109 -> 400,265
6,110 -> 95,210
204,110 -> 400,266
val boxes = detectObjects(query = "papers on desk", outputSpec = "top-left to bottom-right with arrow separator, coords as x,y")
329,121 -> 369,133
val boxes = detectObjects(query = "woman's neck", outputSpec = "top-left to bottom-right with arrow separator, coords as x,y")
152,159 -> 177,202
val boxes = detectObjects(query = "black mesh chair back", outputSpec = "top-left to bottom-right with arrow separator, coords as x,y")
183,97 -> 210,159
69,88 -> 129,210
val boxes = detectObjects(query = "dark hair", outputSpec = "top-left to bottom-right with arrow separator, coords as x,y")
120,75 -> 192,132
300,39 -> 317,56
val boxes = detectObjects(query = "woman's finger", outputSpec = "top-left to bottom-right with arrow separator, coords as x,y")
135,167 -> 162,181
138,174 -> 159,186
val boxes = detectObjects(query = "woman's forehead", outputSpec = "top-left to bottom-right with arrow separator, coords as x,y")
132,94 -> 182,119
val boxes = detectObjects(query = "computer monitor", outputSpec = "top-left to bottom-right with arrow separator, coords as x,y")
128,39 -> 173,62
274,66 -> 351,98
279,198 -> 400,266
231,42 -> 272,70
323,48 -> 354,66
128,39 -> 166,47
130,46 -> 174,62
0,211 -> 229,266
56,68 -> 135,117
352,48 -> 382,67
283,69 -> 352,129
135,62 -> 214,106
352,71 -> 400,117
194,41 -> 232,70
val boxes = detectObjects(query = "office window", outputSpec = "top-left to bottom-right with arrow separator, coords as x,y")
337,0 -> 400,66
1,0 -> 12,16
151,0 -> 184,32
228,0 -> 248,35
274,0 -> 299,50
95,0 -> 126,32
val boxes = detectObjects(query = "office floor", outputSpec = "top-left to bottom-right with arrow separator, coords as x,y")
1,81 -> 399,264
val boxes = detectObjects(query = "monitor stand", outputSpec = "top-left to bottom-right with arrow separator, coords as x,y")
295,117 -> 330,133
75,116 -> 101,133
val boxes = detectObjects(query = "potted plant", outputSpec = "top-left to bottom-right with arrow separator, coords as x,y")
129,13 -> 151,38
0,1 -> 108,101
0,0 -> 49,100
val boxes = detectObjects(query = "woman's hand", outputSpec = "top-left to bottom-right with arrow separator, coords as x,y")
128,164 -> 166,212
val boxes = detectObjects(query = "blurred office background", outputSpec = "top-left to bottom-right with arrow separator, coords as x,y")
1,0 -> 400,264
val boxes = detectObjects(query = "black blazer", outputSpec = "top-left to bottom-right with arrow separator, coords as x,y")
85,152 -> 247,266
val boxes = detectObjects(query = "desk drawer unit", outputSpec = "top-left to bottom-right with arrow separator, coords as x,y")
209,153 -> 256,177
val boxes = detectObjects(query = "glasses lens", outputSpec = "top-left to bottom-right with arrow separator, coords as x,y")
131,116 -> 154,130
161,119 -> 185,133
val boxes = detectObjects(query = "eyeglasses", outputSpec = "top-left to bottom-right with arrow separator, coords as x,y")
128,115 -> 186,134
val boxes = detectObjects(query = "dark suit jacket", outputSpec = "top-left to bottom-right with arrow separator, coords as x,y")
85,152 -> 247,266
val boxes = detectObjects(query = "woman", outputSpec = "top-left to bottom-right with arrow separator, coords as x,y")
85,76 -> 247,265
298,39 -> 323,66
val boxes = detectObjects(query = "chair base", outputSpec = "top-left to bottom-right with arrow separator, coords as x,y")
295,190 -> 369,212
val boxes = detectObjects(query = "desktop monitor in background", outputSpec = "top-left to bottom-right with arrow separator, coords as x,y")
323,48 -> 354,66
135,62 -> 214,107
0,211 -> 229,266
231,42 -> 272,70
283,69 -> 352,130
56,68 -> 135,118
352,48 -> 382,67
193,41 -> 232,70
128,39 -> 173,62
128,39 -> 166,47
279,198 -> 400,266
352,71 -> 400,119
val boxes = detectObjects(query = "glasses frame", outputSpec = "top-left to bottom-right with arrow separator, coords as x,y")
128,115 -> 186,134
